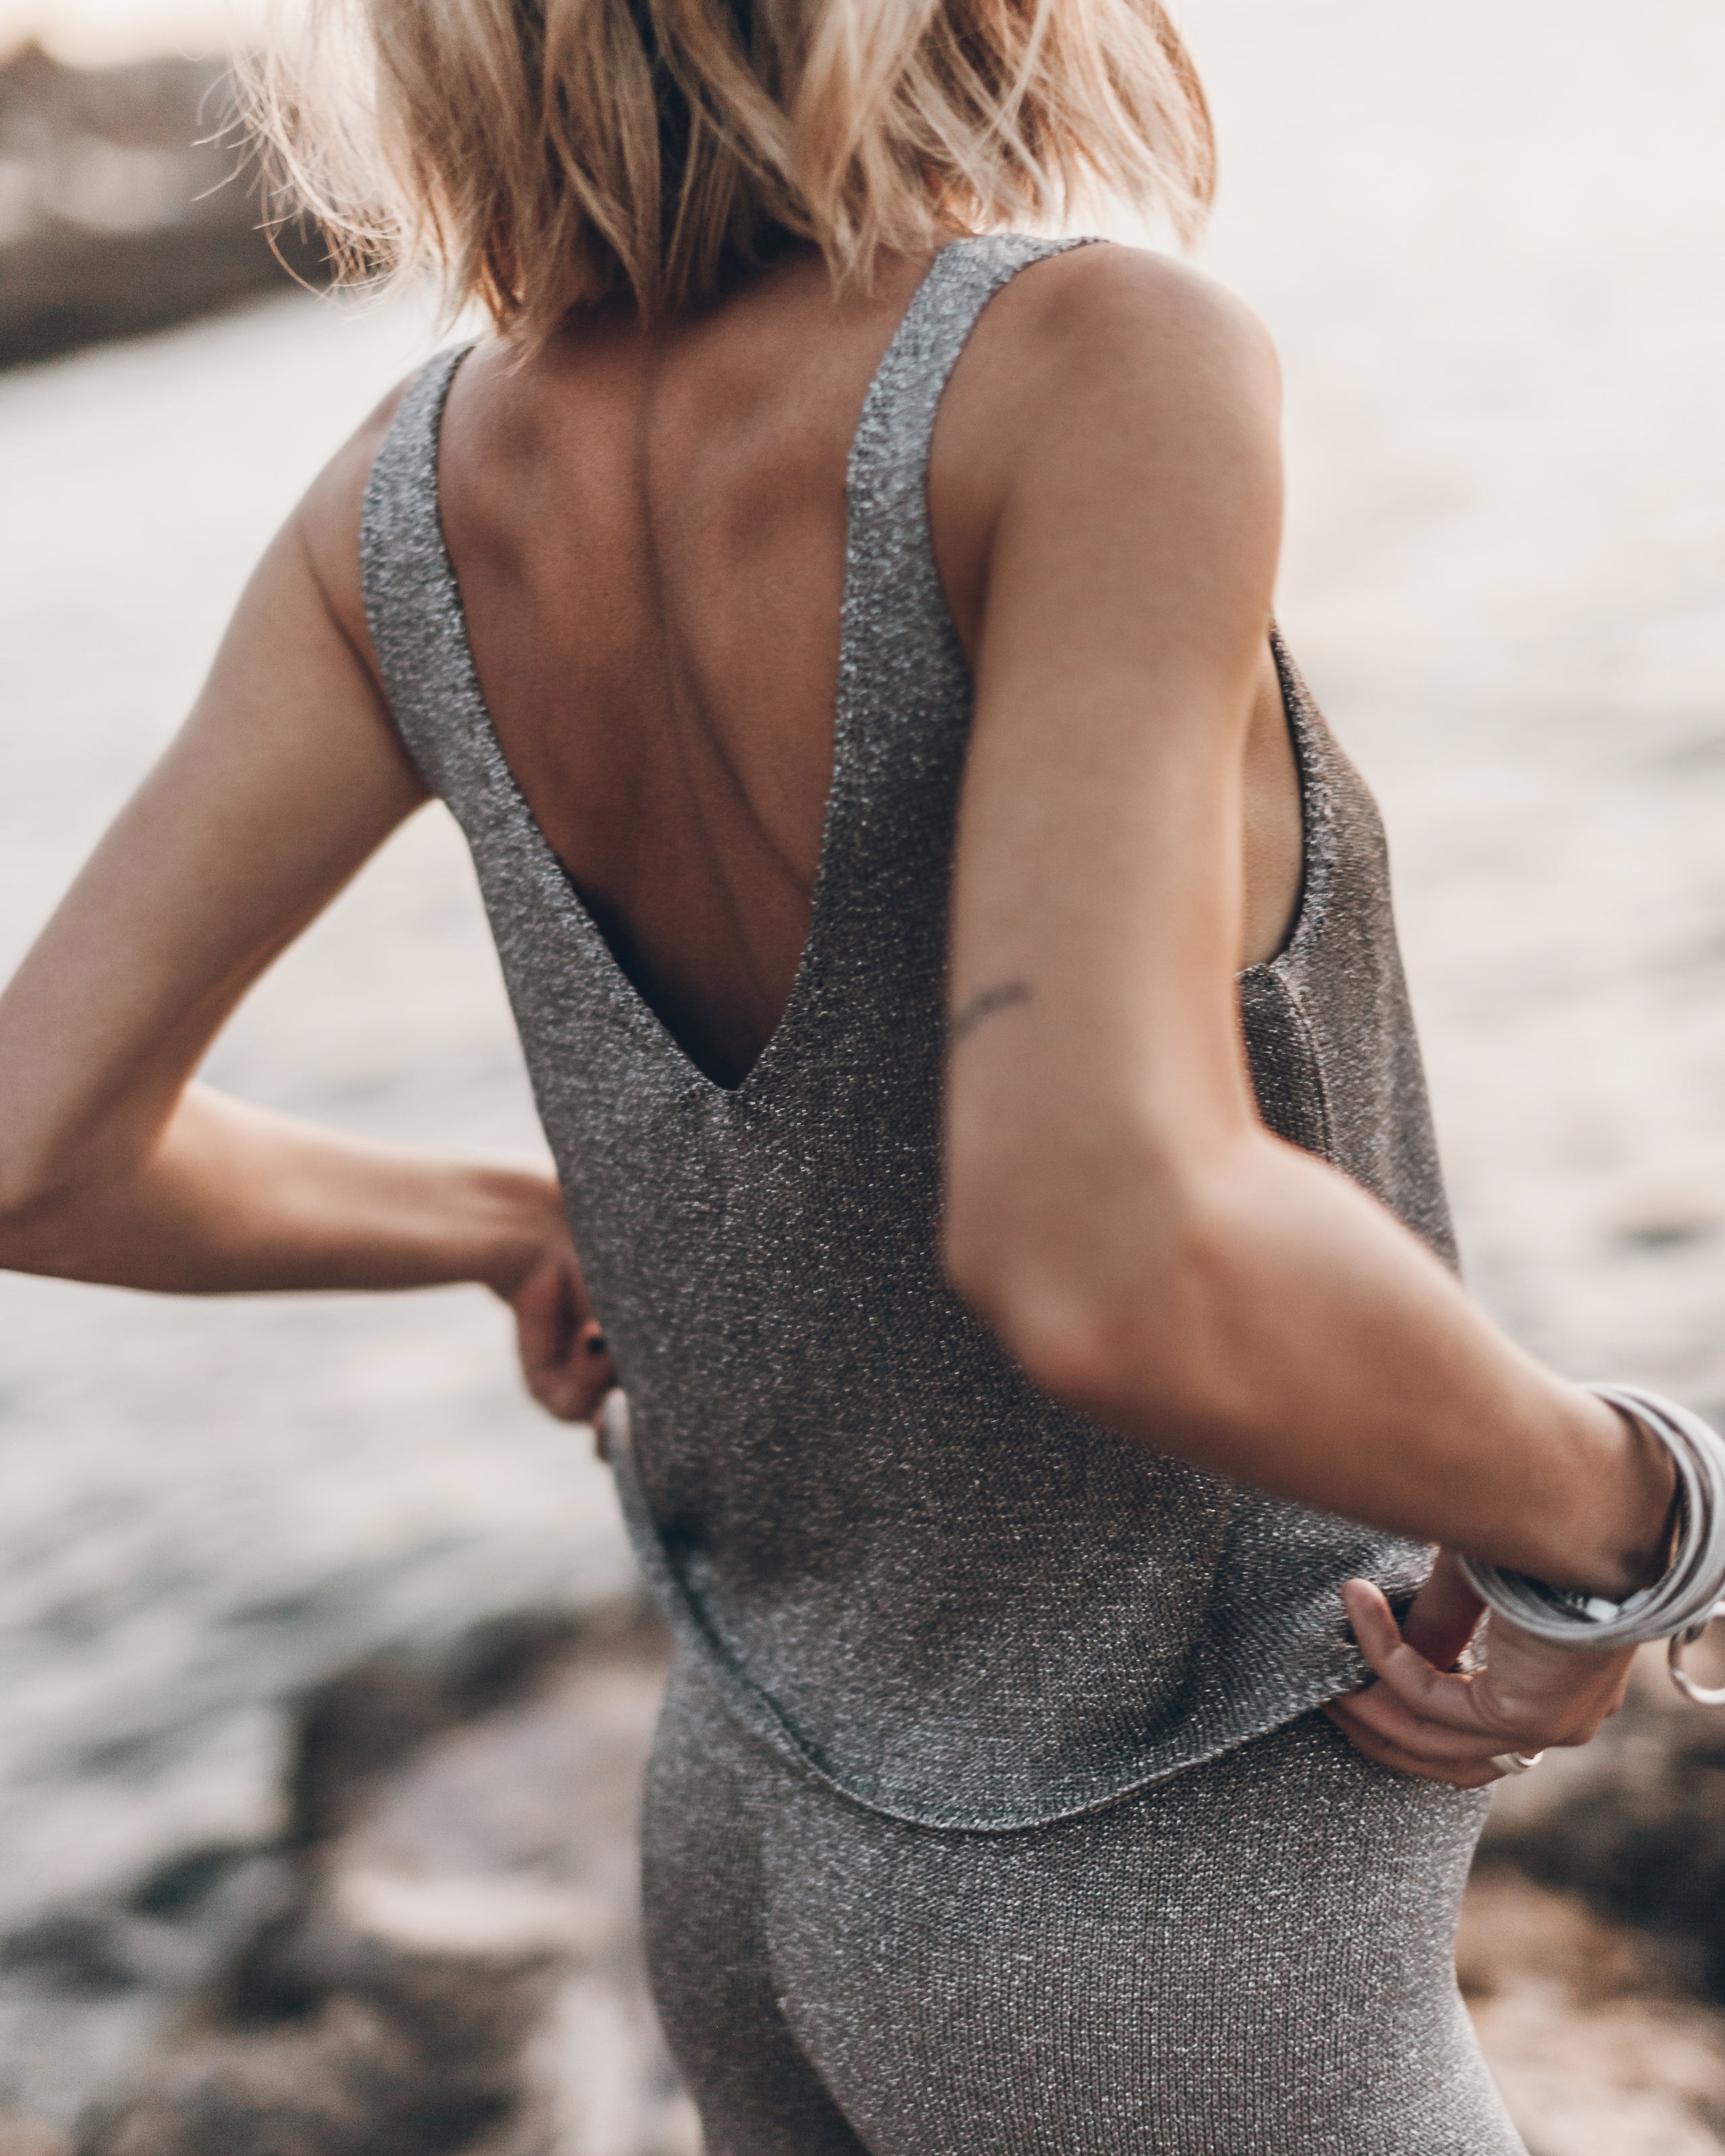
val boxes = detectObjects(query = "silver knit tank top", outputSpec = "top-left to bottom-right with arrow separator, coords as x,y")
363,235 -> 1454,1831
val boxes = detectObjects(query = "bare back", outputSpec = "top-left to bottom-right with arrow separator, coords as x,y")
435,242 -> 1303,1088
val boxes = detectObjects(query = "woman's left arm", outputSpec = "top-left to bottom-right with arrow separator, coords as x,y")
0,416 -> 610,1420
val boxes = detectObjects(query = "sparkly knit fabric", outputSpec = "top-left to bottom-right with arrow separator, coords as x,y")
643,1653 -> 1521,2155
360,234 -> 1457,1833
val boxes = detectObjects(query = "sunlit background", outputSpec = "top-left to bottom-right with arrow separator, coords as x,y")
2,2 -> 1724,2151
0,0 -> 255,60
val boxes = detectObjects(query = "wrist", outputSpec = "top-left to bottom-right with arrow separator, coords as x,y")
1544,1389 -> 1678,1602
1597,1391 -> 1682,1595
464,1162 -> 567,1298
1457,1387 -> 1725,1707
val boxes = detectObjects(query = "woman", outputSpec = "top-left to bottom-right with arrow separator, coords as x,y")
0,0 -> 1712,2147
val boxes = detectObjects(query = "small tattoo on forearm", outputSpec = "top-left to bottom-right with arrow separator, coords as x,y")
946,979 -> 1034,1046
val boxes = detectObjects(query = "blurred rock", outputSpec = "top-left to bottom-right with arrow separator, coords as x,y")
0,41 -> 327,367
1456,1648 -> 1725,2152
75,1953 -> 565,2156
0,2123 -> 68,2156
0,1594 -> 693,2156
1479,1654 -> 1725,1998
1461,1870 -> 1725,2156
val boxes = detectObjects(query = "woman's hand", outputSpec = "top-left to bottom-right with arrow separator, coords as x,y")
497,1226 -> 617,1430
1323,1552 -> 1636,1789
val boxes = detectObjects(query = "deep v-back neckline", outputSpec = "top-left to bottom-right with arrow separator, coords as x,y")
422,255 -> 962,1102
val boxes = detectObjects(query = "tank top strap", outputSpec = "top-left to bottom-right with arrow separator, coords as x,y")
844,233 -> 1098,594
359,342 -> 484,803
808,234 -> 1102,1000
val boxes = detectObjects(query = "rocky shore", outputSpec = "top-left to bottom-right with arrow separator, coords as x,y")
0,1593 -> 695,2156
3,1606 -> 1724,2156
0,42 -> 321,368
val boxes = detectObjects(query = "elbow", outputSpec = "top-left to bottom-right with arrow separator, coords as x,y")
0,1139 -> 84,1267
943,1150 -> 1252,1438
945,1219 -> 1090,1407
971,1273 -> 1139,1426
0,1155 -> 51,1236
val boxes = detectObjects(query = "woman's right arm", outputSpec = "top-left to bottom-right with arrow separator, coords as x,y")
937,246 -> 1673,1622
0,406 -> 606,1424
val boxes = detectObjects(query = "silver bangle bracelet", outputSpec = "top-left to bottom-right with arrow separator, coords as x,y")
1456,1385 -> 1725,1705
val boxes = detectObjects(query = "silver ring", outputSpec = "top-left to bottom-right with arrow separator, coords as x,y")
1488,1750 -> 1544,1777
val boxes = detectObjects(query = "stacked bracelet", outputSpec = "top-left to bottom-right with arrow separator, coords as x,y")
1456,1384 -> 1725,1707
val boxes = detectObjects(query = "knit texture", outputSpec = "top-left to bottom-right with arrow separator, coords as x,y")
360,233 -> 1457,1831
643,1649 -> 1523,2155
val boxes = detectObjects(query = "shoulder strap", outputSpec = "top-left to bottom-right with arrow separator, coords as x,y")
807,234 -> 1101,992
358,342 -> 483,802
844,234 -> 1098,596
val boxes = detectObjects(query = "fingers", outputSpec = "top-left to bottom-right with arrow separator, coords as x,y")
1340,1580 -> 1495,1736
1331,1671 -> 1526,1766
1339,1577 -> 1404,1666
1330,1582 -> 1508,1782
1341,1579 -> 1518,1738
571,1320 -> 617,1429
511,1251 -> 616,1422
534,1317 -> 615,1423
1334,1577 -> 1633,1787
1321,1699 -> 1501,1789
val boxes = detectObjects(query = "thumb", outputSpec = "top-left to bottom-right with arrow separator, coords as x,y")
1340,1576 -> 1409,1668
1400,1550 -> 1486,1673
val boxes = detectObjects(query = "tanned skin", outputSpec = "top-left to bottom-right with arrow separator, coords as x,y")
0,241 -> 1674,1788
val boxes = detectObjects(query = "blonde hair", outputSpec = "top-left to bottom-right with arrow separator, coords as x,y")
245,0 -> 1214,341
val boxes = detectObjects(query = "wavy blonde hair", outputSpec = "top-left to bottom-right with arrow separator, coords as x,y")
245,0 -> 1214,340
